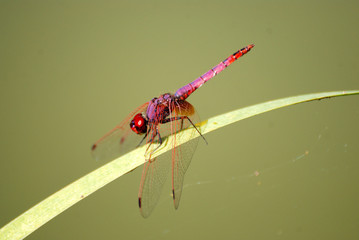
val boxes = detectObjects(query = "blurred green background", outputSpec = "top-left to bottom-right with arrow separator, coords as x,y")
1,1 -> 358,239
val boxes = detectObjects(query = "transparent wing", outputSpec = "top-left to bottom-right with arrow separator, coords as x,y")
137,99 -> 202,217
137,99 -> 203,217
91,102 -> 149,162
137,116 -> 174,218
138,152 -> 171,218
171,100 -> 202,209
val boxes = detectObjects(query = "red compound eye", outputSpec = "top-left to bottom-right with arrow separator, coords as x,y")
130,113 -> 147,134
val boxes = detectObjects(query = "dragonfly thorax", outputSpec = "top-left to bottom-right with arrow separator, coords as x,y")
146,93 -> 174,123
130,94 -> 174,135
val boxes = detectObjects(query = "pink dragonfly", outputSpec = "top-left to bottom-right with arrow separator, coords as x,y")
92,44 -> 254,218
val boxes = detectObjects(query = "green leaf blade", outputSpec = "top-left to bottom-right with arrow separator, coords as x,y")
1,90 -> 358,240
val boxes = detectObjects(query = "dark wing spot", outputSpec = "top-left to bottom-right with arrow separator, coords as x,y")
91,144 -> 97,151
138,197 -> 142,208
172,189 -> 175,200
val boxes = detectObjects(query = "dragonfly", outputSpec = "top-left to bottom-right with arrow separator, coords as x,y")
91,44 -> 254,218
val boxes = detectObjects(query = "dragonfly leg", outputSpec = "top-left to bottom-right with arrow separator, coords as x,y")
136,132 -> 148,148
144,128 -> 156,156
145,127 -> 164,160
180,118 -> 184,130
152,127 -> 163,152
162,116 -> 208,144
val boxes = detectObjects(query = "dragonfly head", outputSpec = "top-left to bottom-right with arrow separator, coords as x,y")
130,113 -> 148,135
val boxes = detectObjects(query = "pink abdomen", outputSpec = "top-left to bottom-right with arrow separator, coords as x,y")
174,44 -> 254,100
